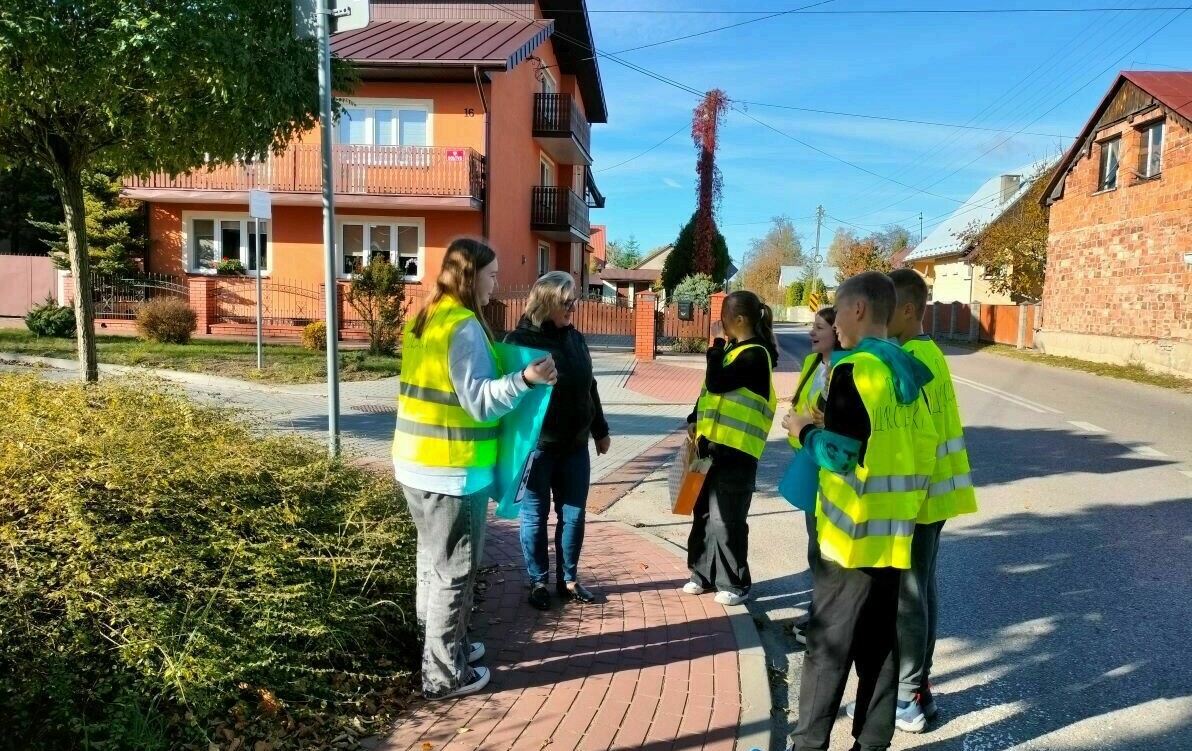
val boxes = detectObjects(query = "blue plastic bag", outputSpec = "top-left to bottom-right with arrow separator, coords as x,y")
492,343 -> 554,519
779,447 -> 820,512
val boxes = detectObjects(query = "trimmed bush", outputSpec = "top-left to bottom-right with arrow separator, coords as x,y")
136,297 -> 197,344
673,336 -> 709,354
0,374 -> 418,750
302,320 -> 327,351
24,298 -> 76,338
216,258 -> 247,275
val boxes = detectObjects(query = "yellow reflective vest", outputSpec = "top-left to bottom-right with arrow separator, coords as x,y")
904,337 -> 978,524
789,352 -> 827,451
816,350 -> 937,569
392,296 -> 500,468
695,342 -> 778,460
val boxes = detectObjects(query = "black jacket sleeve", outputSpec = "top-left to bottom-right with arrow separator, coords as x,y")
703,339 -> 773,398
798,363 -> 872,464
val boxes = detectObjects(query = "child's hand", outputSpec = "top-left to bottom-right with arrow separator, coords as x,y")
783,409 -> 813,438
710,321 -> 724,340
811,404 -> 825,428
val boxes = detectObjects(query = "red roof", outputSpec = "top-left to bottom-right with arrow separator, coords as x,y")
1121,70 -> 1192,123
598,268 -> 660,283
331,20 -> 553,69
588,225 -> 606,262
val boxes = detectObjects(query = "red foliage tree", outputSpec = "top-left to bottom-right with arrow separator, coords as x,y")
691,89 -> 728,275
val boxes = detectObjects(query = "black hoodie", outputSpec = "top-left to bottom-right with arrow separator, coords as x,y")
686,336 -> 780,467
504,316 -> 610,452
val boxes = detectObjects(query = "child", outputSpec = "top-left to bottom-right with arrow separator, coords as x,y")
683,290 -> 779,606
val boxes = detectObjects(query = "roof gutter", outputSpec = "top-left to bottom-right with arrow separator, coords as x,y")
474,65 -> 491,239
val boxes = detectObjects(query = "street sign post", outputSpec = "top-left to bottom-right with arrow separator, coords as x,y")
248,190 -> 272,371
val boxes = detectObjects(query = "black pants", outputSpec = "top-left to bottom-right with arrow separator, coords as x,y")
686,461 -> 756,596
792,558 -> 900,751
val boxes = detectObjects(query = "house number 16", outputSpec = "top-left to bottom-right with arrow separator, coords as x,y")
464,108 -> 475,117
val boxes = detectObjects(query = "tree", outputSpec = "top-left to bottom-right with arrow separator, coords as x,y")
957,165 -> 1057,301
784,280 -> 805,307
661,212 -> 731,295
691,89 -> 728,275
826,227 -> 858,270
671,273 -> 720,313
347,257 -> 405,356
0,163 -> 59,254
0,0 -> 349,381
835,236 -> 894,282
740,215 -> 804,305
606,235 -> 643,268
32,168 -> 145,275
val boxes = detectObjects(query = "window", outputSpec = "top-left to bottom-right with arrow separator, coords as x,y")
537,242 -> 550,276
539,68 -> 557,96
186,215 -> 268,273
539,157 -> 554,187
336,102 -> 430,146
338,220 -> 422,279
1098,137 -> 1120,191
1138,120 -> 1164,178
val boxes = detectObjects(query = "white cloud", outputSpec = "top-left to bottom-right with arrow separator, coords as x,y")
662,177 -> 683,189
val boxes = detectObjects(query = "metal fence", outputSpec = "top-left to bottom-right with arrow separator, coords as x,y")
211,277 -> 324,327
91,272 -> 187,319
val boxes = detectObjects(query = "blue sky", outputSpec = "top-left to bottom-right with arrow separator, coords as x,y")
584,0 -> 1192,264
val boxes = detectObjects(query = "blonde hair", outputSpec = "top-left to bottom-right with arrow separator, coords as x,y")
410,237 -> 496,340
525,271 -> 575,326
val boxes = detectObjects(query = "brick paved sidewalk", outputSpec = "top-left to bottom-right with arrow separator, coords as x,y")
371,518 -> 745,751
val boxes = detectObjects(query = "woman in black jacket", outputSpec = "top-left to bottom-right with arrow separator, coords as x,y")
505,271 -> 611,610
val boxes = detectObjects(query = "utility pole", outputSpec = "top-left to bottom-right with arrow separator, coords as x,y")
813,205 -> 824,266
919,212 -> 924,246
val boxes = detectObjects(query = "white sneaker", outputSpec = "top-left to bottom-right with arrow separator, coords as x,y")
714,590 -> 747,606
682,581 -> 706,595
426,666 -> 490,701
466,642 -> 485,664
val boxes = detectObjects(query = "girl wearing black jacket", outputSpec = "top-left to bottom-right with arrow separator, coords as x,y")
505,272 -> 611,610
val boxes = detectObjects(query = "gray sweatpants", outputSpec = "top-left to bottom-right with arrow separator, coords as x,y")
402,484 -> 489,696
897,520 -> 945,702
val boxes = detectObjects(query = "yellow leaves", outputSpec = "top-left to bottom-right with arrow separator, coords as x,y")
421,743 -> 434,750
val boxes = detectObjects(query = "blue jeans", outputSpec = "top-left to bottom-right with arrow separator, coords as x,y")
519,445 -> 591,586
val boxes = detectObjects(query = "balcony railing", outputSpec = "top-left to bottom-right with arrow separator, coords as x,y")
531,186 -> 590,242
125,145 -> 485,201
533,93 -> 592,165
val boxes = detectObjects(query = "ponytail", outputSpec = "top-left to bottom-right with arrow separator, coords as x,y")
757,302 -> 777,353
724,290 -> 778,362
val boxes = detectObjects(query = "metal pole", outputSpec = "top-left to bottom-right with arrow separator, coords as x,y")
255,221 -> 263,370
317,0 -> 341,456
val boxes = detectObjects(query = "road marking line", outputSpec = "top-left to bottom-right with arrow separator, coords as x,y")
1126,444 -> 1169,459
953,375 -> 1062,414
1067,421 -> 1108,433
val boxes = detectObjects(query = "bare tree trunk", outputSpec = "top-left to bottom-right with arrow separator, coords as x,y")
55,163 -> 98,382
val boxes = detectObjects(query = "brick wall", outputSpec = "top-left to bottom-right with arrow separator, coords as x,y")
1043,108 -> 1192,344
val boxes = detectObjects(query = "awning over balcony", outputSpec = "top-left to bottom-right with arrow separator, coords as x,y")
332,20 -> 554,71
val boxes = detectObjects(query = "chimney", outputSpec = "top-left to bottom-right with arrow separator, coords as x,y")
1000,174 -> 1022,204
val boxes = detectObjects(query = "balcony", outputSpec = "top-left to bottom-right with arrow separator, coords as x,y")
533,93 -> 592,166
123,145 -> 485,211
531,187 -> 590,243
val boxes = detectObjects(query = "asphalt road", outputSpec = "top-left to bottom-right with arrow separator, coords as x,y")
606,323 -> 1192,751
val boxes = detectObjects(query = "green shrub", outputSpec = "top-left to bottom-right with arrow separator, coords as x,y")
673,336 -> 709,354
136,297 -> 197,344
671,273 -> 719,313
346,257 -> 404,356
784,280 -> 805,308
302,321 -> 327,351
216,258 -> 247,275
0,374 -> 418,750
24,298 -> 76,338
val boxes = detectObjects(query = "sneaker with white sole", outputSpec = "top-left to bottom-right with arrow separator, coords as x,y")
425,666 -> 490,701
714,590 -> 747,606
465,642 -> 485,664
792,622 -> 807,645
845,698 -> 928,733
681,581 -> 706,595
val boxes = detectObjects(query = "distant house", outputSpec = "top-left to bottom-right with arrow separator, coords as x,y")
778,265 -> 841,293
636,243 -> 673,272
595,268 -> 658,307
903,159 -> 1056,304
1039,70 -> 1192,376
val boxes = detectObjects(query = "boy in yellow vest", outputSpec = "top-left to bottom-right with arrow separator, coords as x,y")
783,271 -> 937,751
875,269 -> 978,731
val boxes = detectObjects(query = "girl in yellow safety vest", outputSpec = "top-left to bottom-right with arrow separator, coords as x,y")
787,306 -> 841,645
682,290 -> 778,607
393,238 -> 557,701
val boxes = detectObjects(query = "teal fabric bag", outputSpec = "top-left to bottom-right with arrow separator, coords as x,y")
779,447 -> 819,512
493,343 -> 554,519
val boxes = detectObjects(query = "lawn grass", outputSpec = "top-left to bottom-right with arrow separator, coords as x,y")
0,329 -> 399,384
965,341 -> 1192,393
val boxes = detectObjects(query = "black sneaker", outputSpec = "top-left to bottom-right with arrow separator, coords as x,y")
557,581 -> 597,604
528,583 -> 551,610
425,667 -> 490,701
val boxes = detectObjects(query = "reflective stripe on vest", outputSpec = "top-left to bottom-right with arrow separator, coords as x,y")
393,296 -> 500,468
904,338 -> 978,523
815,350 -> 937,570
694,343 -> 778,460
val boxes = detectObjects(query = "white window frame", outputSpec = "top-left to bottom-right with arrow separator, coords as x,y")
334,98 -> 434,147
1138,120 -> 1164,178
181,211 -> 271,276
539,67 -> 558,96
1097,136 -> 1120,191
539,155 -> 555,187
537,241 -> 551,276
336,216 -> 425,282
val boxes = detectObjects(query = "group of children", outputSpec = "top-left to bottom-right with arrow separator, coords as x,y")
684,270 -> 977,751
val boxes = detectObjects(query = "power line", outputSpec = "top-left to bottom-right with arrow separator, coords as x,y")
595,124 -> 688,173
604,0 -> 836,55
733,101 -> 1074,138
569,5 -> 1192,14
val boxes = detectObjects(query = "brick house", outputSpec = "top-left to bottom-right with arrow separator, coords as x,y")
118,0 -> 607,336
1040,71 -> 1192,375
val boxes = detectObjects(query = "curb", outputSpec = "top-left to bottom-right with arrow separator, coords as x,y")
621,525 -> 773,751
588,426 -> 687,514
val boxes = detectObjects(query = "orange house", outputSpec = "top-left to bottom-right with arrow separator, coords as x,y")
122,0 -> 607,329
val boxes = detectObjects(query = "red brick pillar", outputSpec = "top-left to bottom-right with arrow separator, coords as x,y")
188,276 -> 213,334
634,291 -> 657,361
62,274 -> 75,306
708,291 -> 727,345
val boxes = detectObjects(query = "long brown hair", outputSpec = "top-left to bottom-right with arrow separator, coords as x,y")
410,237 -> 497,340
724,290 -> 777,354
